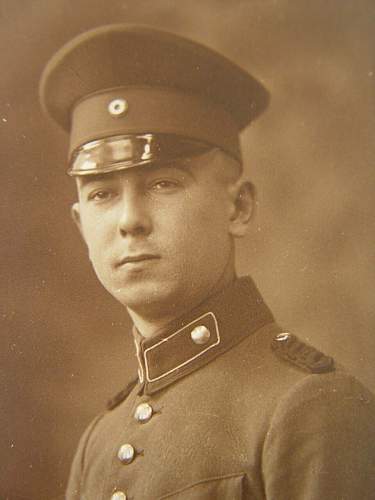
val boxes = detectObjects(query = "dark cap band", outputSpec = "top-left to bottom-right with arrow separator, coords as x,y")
69,86 -> 241,163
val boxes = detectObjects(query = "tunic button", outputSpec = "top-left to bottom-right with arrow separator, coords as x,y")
134,402 -> 153,423
190,325 -> 211,345
117,443 -> 135,464
111,492 -> 127,500
275,332 -> 291,342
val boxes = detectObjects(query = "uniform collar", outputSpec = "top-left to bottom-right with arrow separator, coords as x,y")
133,276 -> 273,395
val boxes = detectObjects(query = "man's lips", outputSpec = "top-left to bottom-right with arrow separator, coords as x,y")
115,254 -> 160,267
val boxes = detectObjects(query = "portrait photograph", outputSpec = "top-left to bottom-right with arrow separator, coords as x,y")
1,1 -> 374,499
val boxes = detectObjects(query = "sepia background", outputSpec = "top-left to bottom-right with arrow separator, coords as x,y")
1,1 -> 374,498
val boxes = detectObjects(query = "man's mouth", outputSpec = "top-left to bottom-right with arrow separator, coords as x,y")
115,254 -> 160,268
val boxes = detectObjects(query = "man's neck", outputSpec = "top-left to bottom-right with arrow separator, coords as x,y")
127,265 -> 236,339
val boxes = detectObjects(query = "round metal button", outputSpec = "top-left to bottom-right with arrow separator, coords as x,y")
117,443 -> 135,464
190,325 -> 211,345
108,98 -> 128,116
111,492 -> 127,500
275,332 -> 291,342
134,402 -> 153,423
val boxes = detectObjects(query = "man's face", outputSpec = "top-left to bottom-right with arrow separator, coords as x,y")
73,151 -> 243,319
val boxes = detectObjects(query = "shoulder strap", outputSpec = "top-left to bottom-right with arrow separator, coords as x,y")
271,332 -> 334,374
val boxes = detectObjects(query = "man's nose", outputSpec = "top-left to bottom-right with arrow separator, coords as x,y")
117,191 -> 152,237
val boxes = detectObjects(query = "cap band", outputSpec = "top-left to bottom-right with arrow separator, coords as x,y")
69,134 -> 213,176
69,86 -> 241,162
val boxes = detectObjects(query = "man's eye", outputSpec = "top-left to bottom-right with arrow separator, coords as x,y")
87,189 -> 115,202
150,180 -> 179,191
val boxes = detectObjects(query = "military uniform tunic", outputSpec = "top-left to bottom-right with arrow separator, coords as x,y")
66,277 -> 375,499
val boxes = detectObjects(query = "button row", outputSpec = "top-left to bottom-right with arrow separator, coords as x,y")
116,403 -> 154,469
110,325 -> 211,500
112,400 -> 157,497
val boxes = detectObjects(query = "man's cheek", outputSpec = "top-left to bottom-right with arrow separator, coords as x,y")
88,244 -> 105,270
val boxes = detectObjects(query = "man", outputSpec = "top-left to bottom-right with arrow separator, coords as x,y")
40,24 -> 375,500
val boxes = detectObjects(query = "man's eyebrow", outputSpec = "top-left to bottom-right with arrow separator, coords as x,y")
151,159 -> 196,179
128,161 -> 196,179
77,173 -> 113,188
155,162 -> 194,174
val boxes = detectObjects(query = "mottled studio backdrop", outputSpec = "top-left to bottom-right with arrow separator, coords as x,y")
1,1 -> 374,498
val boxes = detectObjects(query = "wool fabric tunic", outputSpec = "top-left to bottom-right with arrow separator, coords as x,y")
66,277 -> 375,499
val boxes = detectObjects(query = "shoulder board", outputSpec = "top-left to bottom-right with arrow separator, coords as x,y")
271,332 -> 334,374
107,378 -> 138,411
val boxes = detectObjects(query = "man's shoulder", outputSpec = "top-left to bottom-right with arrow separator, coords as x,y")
226,323 -> 373,409
223,322 -> 334,379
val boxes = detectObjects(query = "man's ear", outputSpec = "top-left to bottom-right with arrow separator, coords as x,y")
228,180 -> 256,238
71,202 -> 85,240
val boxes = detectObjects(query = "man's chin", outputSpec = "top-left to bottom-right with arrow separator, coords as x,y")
108,279 -> 179,312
